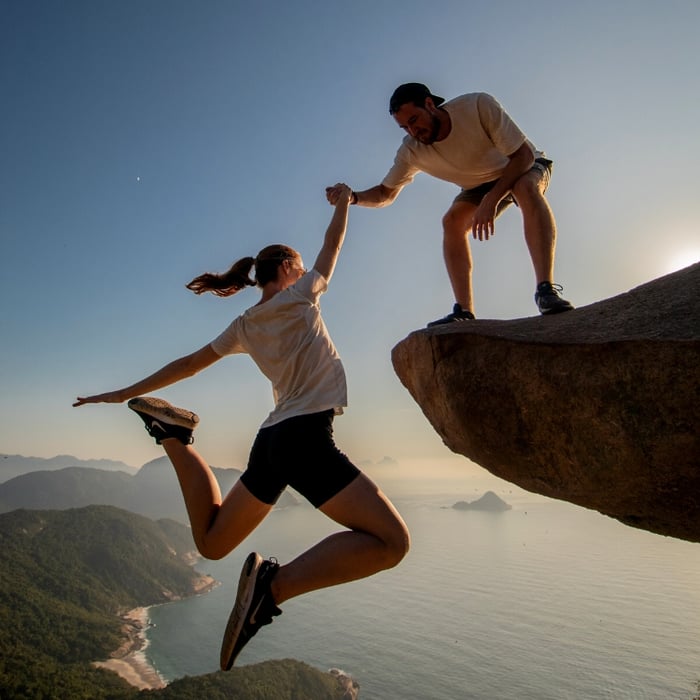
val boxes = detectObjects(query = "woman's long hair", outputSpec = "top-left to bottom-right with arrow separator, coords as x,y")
186,244 -> 298,297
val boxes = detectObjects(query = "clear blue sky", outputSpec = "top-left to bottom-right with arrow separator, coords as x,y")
2,1 -> 699,470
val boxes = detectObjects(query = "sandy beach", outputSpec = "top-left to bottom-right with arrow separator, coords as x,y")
94,573 -> 217,690
93,606 -> 166,690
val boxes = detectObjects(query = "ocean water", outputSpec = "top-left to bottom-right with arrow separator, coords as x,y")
145,477 -> 700,699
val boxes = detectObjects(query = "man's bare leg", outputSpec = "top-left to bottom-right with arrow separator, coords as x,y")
441,200 -> 478,314
513,170 -> 573,313
512,170 -> 556,285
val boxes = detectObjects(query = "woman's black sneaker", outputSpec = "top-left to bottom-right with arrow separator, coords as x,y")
127,396 -> 199,445
220,552 -> 282,670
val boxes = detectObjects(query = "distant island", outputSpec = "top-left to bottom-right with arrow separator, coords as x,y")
452,491 -> 512,512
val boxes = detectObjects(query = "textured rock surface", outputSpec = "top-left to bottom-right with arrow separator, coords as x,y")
392,263 -> 700,542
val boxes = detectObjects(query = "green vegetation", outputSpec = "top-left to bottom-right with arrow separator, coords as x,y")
0,506 -> 348,699
148,660 -> 347,699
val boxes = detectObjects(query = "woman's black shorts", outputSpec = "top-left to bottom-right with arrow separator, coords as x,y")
240,409 -> 360,507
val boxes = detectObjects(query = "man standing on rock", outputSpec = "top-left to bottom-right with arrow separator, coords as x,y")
326,83 -> 574,325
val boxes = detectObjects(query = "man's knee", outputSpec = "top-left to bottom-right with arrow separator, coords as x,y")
442,207 -> 473,238
512,170 -> 546,203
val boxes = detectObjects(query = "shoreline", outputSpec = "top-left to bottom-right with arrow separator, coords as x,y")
94,573 -> 218,691
93,606 -> 166,690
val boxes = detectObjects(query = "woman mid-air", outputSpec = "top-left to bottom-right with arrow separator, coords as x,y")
74,183 -> 410,669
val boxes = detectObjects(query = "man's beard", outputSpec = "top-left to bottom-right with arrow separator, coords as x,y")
417,114 -> 441,144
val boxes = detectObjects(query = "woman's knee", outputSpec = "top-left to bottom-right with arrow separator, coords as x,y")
382,519 -> 411,569
194,535 -> 231,561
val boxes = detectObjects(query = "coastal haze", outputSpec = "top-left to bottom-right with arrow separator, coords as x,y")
2,2 -> 700,698
147,484 -> 700,699
1,454 -> 699,698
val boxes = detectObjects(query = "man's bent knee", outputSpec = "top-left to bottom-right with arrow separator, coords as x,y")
442,208 -> 473,238
512,170 -> 547,202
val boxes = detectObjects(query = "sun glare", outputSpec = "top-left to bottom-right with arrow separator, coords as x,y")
664,248 -> 700,274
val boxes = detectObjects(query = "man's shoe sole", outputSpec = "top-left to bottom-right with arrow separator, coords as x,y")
427,314 -> 475,327
539,304 -> 574,315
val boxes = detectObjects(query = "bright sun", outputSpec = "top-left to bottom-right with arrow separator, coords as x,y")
665,248 -> 700,273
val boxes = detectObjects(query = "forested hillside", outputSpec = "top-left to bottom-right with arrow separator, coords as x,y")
0,506 -> 349,699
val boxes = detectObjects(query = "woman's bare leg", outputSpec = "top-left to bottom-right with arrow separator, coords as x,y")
162,440 -> 408,599
270,473 -> 410,604
162,438 -> 272,560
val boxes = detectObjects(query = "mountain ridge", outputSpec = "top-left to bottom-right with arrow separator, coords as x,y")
0,456 -> 298,523
0,453 -> 137,480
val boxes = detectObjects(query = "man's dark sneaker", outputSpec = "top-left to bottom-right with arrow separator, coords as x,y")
127,396 -> 199,445
220,552 -> 282,670
535,282 -> 574,315
427,303 -> 476,327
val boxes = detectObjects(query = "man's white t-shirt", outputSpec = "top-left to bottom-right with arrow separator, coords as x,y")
210,269 -> 347,428
382,92 -> 543,192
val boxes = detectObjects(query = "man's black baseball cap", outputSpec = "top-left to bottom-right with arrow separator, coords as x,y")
389,83 -> 445,114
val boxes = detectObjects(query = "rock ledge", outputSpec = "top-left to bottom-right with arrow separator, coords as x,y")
392,264 -> 700,542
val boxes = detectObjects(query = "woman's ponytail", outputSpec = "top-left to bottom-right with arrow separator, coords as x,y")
186,257 -> 256,297
186,244 -> 298,297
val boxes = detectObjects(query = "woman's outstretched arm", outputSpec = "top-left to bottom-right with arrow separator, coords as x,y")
73,343 -> 220,407
313,183 -> 352,283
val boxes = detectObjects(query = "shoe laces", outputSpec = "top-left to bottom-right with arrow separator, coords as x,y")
259,558 -> 280,586
538,282 -> 563,296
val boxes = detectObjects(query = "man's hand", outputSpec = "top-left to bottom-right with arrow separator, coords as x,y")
326,183 -> 352,206
471,195 -> 498,240
471,142 -> 535,240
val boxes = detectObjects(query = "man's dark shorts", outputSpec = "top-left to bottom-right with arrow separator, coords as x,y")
453,157 -> 553,217
240,409 -> 360,508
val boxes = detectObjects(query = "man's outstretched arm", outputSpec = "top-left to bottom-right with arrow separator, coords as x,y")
326,183 -> 401,208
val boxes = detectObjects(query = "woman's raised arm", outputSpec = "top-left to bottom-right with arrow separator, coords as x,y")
313,183 -> 352,283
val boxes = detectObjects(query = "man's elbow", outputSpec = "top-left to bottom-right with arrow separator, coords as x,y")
512,142 -> 535,169
377,184 -> 401,207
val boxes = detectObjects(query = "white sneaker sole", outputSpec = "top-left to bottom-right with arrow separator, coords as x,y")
127,396 -> 199,430
219,552 -> 263,670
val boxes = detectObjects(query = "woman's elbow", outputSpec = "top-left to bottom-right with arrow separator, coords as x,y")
182,346 -> 219,377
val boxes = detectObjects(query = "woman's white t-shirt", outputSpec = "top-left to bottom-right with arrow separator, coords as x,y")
209,269 -> 347,428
